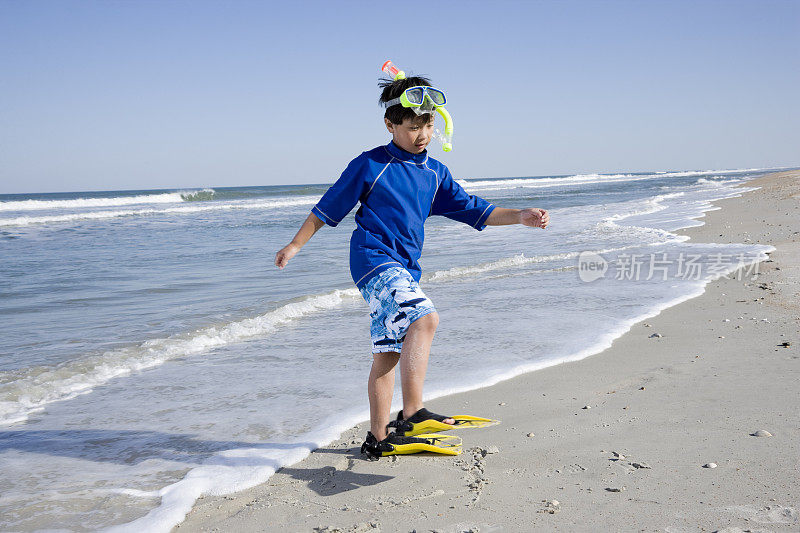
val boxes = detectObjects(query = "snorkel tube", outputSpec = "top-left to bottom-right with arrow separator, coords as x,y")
381,60 -> 406,81
434,107 -> 453,152
381,60 -> 454,152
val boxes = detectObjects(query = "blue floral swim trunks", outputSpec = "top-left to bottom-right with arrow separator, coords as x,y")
359,266 -> 437,354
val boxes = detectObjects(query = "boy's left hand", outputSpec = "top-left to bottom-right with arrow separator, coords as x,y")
520,208 -> 549,229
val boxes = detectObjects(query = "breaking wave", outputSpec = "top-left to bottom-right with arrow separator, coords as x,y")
0,288 -> 361,426
0,191 -> 217,212
0,197 -> 319,227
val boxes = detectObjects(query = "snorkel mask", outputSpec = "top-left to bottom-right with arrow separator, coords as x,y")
381,60 -> 454,152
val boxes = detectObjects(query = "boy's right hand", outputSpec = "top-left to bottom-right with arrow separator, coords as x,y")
275,243 -> 300,269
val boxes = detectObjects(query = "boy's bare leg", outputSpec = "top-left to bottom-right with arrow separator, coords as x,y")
368,352 -> 400,441
399,312 -> 454,425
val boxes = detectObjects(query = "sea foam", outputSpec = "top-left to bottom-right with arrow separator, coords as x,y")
456,168 -> 768,192
0,288 -> 360,426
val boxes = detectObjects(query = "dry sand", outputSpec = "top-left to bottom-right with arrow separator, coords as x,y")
177,170 -> 799,533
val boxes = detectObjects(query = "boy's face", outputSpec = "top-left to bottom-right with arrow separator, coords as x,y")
385,114 -> 434,154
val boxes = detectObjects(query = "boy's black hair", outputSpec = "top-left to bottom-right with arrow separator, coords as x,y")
379,75 -> 434,125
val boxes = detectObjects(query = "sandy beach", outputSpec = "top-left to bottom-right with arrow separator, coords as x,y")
177,170 -> 799,533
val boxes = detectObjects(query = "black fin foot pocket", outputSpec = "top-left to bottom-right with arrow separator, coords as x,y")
359,430 -> 462,459
389,407 -> 499,436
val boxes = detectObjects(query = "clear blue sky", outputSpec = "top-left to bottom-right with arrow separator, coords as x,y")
1,0 -> 798,194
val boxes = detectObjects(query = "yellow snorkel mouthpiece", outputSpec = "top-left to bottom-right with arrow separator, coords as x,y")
381,59 -> 454,152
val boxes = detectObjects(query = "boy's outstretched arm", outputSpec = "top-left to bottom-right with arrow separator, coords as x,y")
274,212 -> 326,269
486,207 -> 549,229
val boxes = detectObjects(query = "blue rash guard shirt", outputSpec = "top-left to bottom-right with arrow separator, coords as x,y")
312,141 -> 496,289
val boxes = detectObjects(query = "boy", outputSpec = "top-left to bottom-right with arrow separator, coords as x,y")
274,73 -> 549,458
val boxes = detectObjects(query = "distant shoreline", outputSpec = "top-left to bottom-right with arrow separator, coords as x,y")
2,166 -> 794,196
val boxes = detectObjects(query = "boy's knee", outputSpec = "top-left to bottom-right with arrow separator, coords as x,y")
412,312 -> 439,333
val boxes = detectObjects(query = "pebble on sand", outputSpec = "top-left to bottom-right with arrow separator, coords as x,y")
649,333 -> 663,338
751,429 -> 773,437
703,463 -> 718,469
539,499 -> 561,514
527,432 -> 535,437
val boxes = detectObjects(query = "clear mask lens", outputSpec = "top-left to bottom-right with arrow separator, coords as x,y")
405,88 -> 425,105
426,88 -> 446,106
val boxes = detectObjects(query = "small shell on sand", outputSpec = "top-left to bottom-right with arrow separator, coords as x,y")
649,333 -> 663,338
703,462 -> 718,469
582,405 -> 591,409
751,429 -> 773,437
527,432 -> 535,437
631,462 -> 651,469
605,487 -> 625,492
540,499 -> 561,513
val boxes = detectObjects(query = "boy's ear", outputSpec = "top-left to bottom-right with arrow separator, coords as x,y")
384,117 -> 395,133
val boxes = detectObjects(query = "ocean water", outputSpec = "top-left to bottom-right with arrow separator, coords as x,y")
0,168 -> 777,531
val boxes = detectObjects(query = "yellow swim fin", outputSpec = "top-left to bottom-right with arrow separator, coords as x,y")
360,431 -> 462,460
389,408 -> 500,437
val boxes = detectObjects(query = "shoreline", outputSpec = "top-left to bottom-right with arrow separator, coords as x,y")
177,170 -> 800,532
